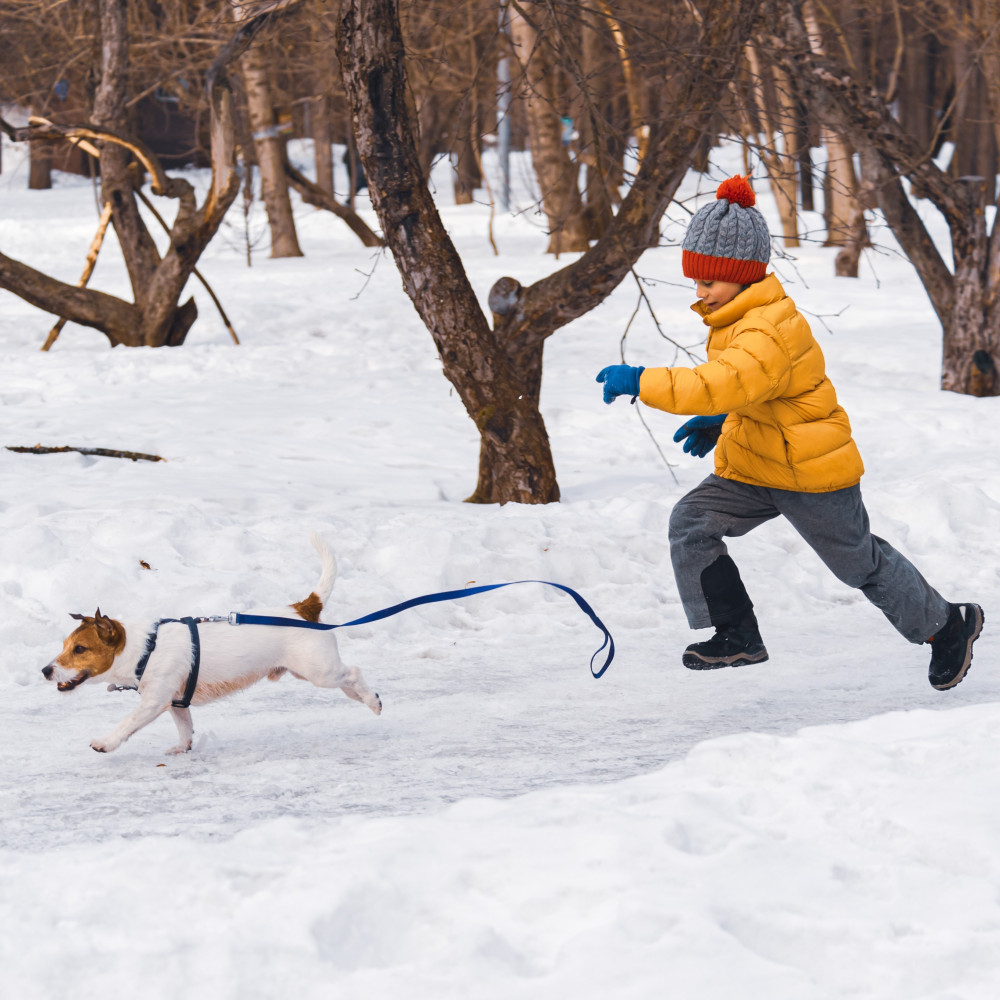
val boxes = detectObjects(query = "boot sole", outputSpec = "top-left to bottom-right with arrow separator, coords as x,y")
683,648 -> 769,670
931,605 -> 985,691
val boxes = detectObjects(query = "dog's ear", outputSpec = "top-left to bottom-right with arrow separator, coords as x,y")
93,612 -> 124,649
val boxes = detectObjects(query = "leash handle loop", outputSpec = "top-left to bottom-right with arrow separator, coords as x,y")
231,579 -> 615,678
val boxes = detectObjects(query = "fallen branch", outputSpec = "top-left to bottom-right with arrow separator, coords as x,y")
282,155 -> 384,248
42,202 -> 114,351
7,445 -> 165,462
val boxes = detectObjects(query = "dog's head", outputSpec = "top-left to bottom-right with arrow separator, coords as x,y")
42,610 -> 127,691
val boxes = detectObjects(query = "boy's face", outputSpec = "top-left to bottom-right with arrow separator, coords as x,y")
694,279 -> 746,311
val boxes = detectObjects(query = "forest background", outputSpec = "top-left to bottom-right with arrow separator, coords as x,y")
3,0 -> 1000,507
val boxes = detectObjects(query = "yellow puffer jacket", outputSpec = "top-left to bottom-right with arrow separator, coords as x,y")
638,273 -> 864,492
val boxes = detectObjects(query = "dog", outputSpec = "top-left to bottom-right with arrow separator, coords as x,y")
42,533 -> 382,754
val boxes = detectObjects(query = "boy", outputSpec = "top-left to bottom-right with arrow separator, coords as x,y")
596,175 -> 984,689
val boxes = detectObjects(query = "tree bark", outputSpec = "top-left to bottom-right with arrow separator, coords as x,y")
745,44 -> 799,247
240,28 -> 302,258
451,105 -> 481,206
508,4 -> 589,255
579,4 -> 624,240
312,93 -> 334,195
93,0 -> 163,303
822,130 -> 859,251
337,0 -> 560,504
597,1 -> 648,168
28,137 -> 52,190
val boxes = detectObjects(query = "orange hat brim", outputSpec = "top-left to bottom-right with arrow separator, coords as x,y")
682,250 -> 767,285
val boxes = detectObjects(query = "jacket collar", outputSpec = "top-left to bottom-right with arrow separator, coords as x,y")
691,272 -> 783,328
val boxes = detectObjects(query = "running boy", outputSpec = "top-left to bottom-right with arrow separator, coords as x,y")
596,175 -> 984,689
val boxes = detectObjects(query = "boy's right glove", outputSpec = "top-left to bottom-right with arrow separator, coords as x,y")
595,364 -> 645,404
673,414 -> 727,457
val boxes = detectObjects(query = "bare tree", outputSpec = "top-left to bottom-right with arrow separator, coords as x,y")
237,2 -> 303,258
508,2 -> 589,254
337,0 -> 761,503
0,1 -> 278,346
767,0 -> 999,396
744,43 -> 800,247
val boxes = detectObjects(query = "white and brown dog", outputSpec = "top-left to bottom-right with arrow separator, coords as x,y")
42,534 -> 382,754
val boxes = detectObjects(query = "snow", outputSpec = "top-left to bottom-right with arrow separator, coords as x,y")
2,134 -> 999,998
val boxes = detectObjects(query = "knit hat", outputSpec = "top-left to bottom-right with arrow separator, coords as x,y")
682,175 -> 770,284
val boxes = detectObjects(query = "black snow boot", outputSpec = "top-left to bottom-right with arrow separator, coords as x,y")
927,603 -> 984,690
683,612 -> 769,670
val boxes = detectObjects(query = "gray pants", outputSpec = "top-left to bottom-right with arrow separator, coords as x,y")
668,474 -> 950,643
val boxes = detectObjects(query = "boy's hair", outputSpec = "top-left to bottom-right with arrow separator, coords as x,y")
682,175 -> 771,284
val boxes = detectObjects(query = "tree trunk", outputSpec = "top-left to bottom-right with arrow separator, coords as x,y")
416,92 -> 443,179
452,6 -> 482,207
337,0 -> 560,504
822,130 -> 860,249
834,139 -> 874,278
92,0 -> 161,306
312,93 -> 334,195
28,138 -> 52,190
745,45 -> 799,247
239,18 -> 303,258
451,103 -> 481,206
312,22 -> 338,197
832,194 -> 868,278
578,5 -> 623,240
597,1 -> 648,168
509,5 -> 589,255
942,176 -> 998,395
797,105 -> 815,212
947,55 -> 997,183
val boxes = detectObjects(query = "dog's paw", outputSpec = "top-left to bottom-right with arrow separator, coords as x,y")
164,741 -> 192,756
370,692 -> 382,716
90,737 -> 117,753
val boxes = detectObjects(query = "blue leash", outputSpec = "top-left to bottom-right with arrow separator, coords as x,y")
229,579 -> 615,678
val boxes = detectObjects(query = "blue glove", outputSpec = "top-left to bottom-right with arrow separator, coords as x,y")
596,365 -> 645,404
673,414 -> 727,457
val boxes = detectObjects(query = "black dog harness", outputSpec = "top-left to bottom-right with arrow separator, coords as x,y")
133,615 -> 227,708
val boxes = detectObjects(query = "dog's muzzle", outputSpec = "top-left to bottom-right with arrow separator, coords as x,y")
43,664 -> 89,690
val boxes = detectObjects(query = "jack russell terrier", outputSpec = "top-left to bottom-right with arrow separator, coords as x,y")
42,534 -> 382,754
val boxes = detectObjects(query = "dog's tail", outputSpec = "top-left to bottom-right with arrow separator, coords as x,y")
292,533 -> 338,623
310,532 -> 338,605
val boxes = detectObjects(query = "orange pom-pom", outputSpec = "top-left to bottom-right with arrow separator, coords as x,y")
715,175 -> 756,208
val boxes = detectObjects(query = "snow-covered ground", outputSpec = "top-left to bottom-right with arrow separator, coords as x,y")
1,132 -> 998,998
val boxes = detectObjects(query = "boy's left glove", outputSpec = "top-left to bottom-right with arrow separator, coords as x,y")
673,414 -> 727,457
596,365 -> 645,404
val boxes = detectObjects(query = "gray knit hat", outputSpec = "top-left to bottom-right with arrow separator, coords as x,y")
682,175 -> 771,284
